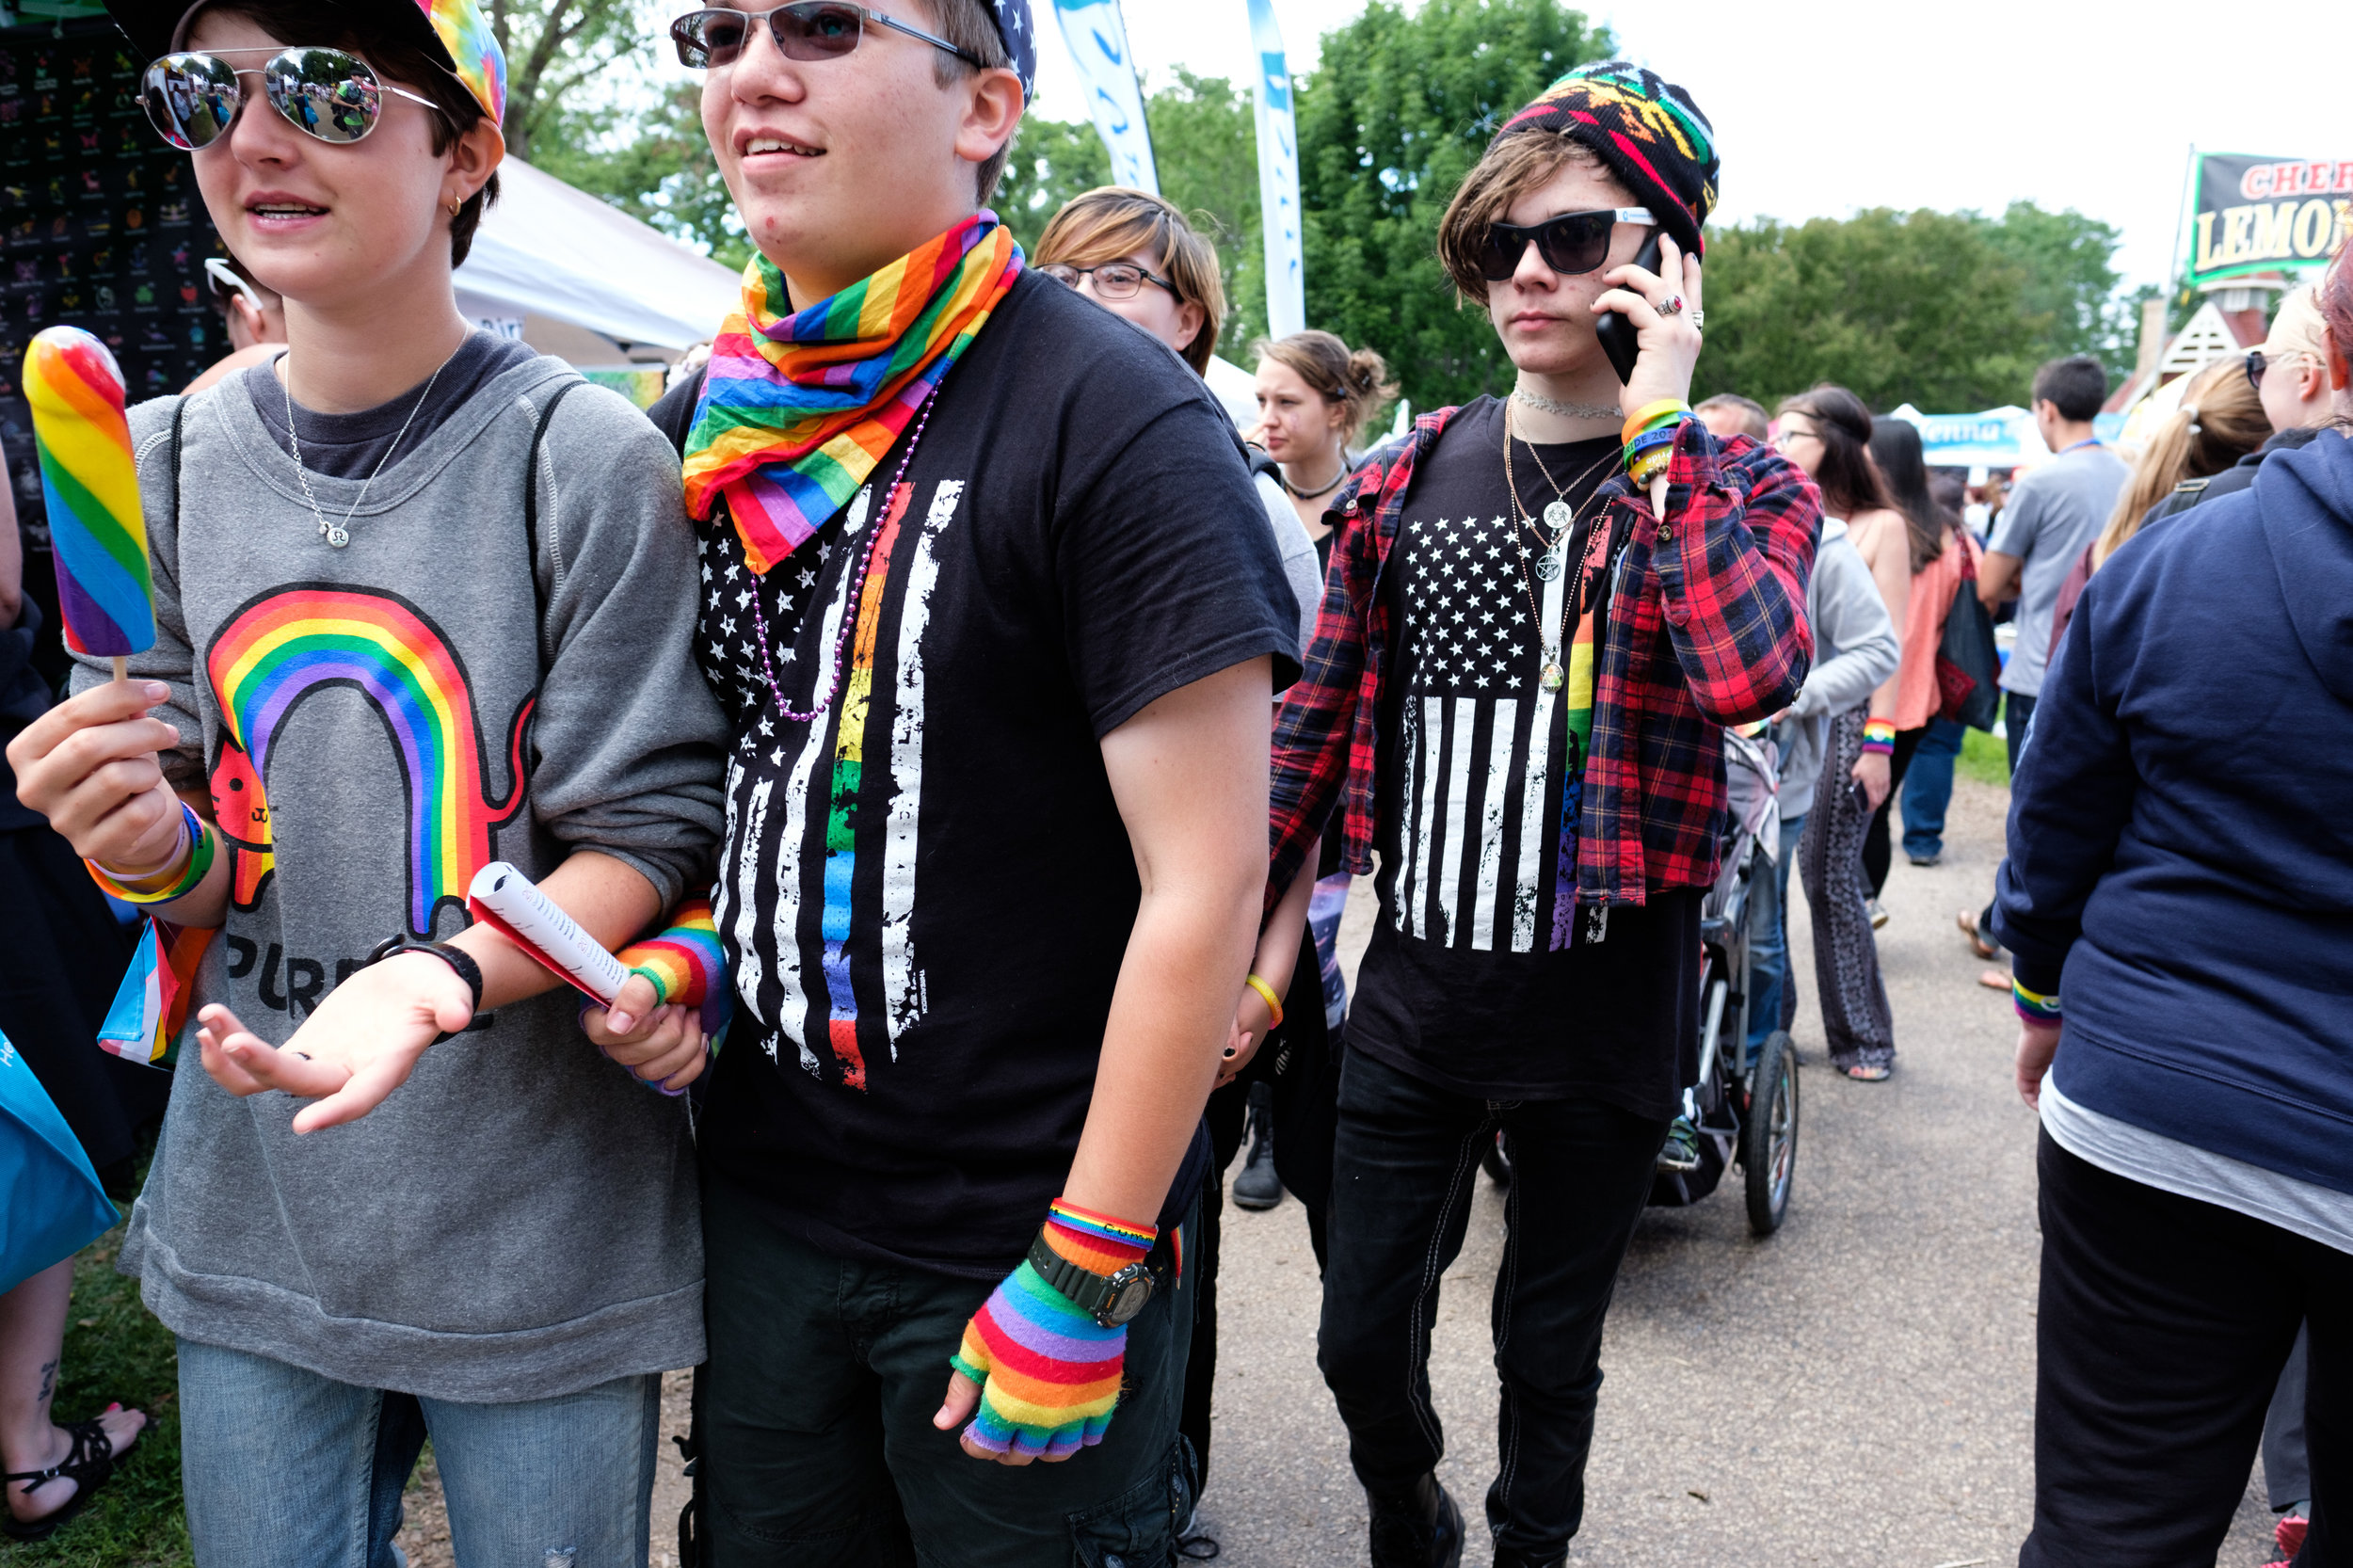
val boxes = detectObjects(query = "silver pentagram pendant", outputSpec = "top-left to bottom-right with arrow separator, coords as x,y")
1543,499 -> 1575,532
1533,544 -> 1566,582
1541,661 -> 1566,692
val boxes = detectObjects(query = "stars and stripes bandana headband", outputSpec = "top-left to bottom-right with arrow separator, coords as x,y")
681,212 -> 1023,575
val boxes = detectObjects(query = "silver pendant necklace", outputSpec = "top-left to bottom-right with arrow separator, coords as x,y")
1513,386 -> 1623,423
281,342 -> 456,549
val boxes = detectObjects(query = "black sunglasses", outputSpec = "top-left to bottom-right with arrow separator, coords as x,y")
137,48 -> 443,151
1479,206 -> 1655,282
671,4 -> 984,71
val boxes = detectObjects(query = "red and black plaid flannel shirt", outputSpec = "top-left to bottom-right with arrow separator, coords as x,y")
1268,408 -> 1819,925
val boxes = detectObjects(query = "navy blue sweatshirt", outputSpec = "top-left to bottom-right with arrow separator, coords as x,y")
1992,431 -> 2353,1198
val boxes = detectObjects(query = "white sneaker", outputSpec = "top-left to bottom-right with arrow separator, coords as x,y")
1866,897 -> 1890,929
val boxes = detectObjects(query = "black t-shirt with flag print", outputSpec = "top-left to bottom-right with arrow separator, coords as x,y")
1352,395 -> 1699,1113
649,272 -> 1301,1280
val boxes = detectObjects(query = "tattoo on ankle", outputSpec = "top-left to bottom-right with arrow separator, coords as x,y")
36,1360 -> 56,1405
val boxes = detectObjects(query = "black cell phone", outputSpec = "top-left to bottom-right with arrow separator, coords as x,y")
1596,229 -> 1664,384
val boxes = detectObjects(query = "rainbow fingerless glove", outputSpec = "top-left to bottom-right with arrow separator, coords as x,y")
86,801 -> 215,904
949,1199 -> 1157,1459
615,897 -> 732,1039
2013,978 -> 2061,1027
1622,399 -> 1692,490
1860,718 -> 1897,757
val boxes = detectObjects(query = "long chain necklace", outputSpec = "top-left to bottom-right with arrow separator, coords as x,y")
281,343 -> 455,549
1502,398 -> 1615,581
1512,385 -> 1623,422
1503,402 -> 1613,693
744,389 -> 942,726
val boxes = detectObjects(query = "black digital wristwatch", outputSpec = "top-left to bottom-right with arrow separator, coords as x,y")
1025,1230 -> 1155,1328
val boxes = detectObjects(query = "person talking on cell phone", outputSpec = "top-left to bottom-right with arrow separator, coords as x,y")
1233,61 -> 1817,1568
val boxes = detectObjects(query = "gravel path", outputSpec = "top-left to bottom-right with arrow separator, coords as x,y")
397,775 -> 2286,1566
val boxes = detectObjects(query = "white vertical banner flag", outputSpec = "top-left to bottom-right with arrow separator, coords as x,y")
1051,0 -> 1158,195
1246,0 -> 1305,340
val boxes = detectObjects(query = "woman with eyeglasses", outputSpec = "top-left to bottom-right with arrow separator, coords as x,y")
1241,64 -> 1815,1568
7,0 -> 729,1553
1772,385 -> 1907,1080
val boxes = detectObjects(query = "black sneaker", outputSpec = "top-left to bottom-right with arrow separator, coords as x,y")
1231,1084 -> 1283,1210
1366,1473 -> 1464,1568
1657,1115 -> 1701,1172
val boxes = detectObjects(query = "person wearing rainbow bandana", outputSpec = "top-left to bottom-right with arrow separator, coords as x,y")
9,0 -> 730,1558
1238,64 -> 1817,1568
598,0 -> 1301,1561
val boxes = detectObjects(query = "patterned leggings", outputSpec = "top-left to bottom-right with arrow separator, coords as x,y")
1798,707 -> 1895,1071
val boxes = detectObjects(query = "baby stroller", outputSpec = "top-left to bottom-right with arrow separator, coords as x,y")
1643,725 -> 1799,1235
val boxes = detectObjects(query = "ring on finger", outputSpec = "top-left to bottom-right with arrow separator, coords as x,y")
1657,293 -> 1685,317
1689,307 -> 1705,330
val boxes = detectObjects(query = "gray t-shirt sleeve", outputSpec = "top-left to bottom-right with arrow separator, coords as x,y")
524,384 -> 728,908
1986,478 -> 2044,561
1258,472 -> 1323,655
68,393 -> 205,792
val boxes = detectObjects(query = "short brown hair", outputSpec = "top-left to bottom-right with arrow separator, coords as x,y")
1435,135 -> 1622,304
920,0 -> 1016,203
198,0 -> 499,266
1252,329 -> 1399,446
1034,187 -> 1226,375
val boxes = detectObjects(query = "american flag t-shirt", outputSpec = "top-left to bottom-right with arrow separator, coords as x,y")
1385,421 -> 1617,955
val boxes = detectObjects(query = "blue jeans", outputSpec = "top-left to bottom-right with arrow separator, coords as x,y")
1899,717 -> 1962,860
176,1338 -> 661,1568
1745,812 -> 1808,1061
2003,690 -> 2038,776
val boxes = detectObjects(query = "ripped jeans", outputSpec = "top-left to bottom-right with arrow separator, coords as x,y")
175,1337 -> 661,1568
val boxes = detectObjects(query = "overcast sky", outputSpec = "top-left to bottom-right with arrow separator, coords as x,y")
1027,0 -> 2353,292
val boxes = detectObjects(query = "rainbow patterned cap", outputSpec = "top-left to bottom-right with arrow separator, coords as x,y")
414,0 -> 504,125
1500,60 -> 1718,259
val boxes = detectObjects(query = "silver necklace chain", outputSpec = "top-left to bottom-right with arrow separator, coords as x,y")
1512,386 -> 1623,422
281,343 -> 456,549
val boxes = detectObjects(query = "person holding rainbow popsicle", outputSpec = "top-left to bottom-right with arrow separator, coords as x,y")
7,0 -> 729,1557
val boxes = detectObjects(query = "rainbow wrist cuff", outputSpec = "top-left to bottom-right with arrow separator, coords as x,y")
2012,979 -> 2061,1026
1860,719 -> 1897,757
948,1198 -> 1156,1460
616,897 -> 731,1035
86,802 -> 215,904
1623,400 -> 1693,490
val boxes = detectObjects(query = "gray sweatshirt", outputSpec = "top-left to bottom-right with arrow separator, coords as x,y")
72,356 -> 727,1402
1777,520 -> 1900,819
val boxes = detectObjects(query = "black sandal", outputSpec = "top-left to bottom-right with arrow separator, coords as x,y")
2,1416 -> 127,1543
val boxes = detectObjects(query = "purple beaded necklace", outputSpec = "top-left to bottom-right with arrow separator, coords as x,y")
744,392 -> 943,725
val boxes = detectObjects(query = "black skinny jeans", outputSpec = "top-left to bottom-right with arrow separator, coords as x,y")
1862,724 -> 1926,898
1317,1048 -> 1668,1560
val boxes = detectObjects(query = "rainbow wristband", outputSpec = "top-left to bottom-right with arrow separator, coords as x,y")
86,802 -> 216,904
2013,978 -> 2061,1026
1621,399 -> 1691,446
1860,719 -> 1897,757
1242,973 -> 1285,1030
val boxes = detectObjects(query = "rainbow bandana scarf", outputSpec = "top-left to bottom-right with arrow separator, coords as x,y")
681,212 -> 1023,574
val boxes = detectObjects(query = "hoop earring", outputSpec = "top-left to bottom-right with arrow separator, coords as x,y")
446,198 -> 461,216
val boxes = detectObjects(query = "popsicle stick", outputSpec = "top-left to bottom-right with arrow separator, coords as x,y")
111,655 -> 128,684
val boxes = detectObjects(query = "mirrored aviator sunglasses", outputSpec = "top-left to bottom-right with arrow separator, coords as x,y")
1478,207 -> 1655,281
137,48 -> 441,151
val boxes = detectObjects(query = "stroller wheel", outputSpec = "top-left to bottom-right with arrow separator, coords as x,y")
1743,1030 -> 1798,1236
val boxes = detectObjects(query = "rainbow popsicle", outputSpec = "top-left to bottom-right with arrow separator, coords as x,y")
22,327 -> 154,664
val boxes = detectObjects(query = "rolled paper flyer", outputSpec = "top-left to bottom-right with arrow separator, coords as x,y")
466,861 -> 630,1005
23,327 -> 154,680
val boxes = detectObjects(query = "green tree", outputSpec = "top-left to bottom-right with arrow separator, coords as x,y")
487,0 -> 661,163
1970,201 -> 2138,379
1293,0 -> 1614,414
999,71 -> 1268,352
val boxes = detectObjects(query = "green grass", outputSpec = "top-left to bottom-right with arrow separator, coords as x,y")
5,1207 -> 191,1566
1959,724 -> 2012,788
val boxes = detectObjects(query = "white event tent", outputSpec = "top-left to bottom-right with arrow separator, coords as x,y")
454,156 -> 741,372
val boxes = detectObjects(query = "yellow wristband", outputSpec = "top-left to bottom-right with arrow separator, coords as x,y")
1242,973 -> 1285,1031
1621,399 -> 1691,446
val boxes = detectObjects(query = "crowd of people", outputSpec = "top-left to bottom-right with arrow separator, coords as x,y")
0,0 -> 2344,1563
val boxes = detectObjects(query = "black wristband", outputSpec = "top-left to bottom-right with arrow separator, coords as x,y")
365,936 -> 485,1018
